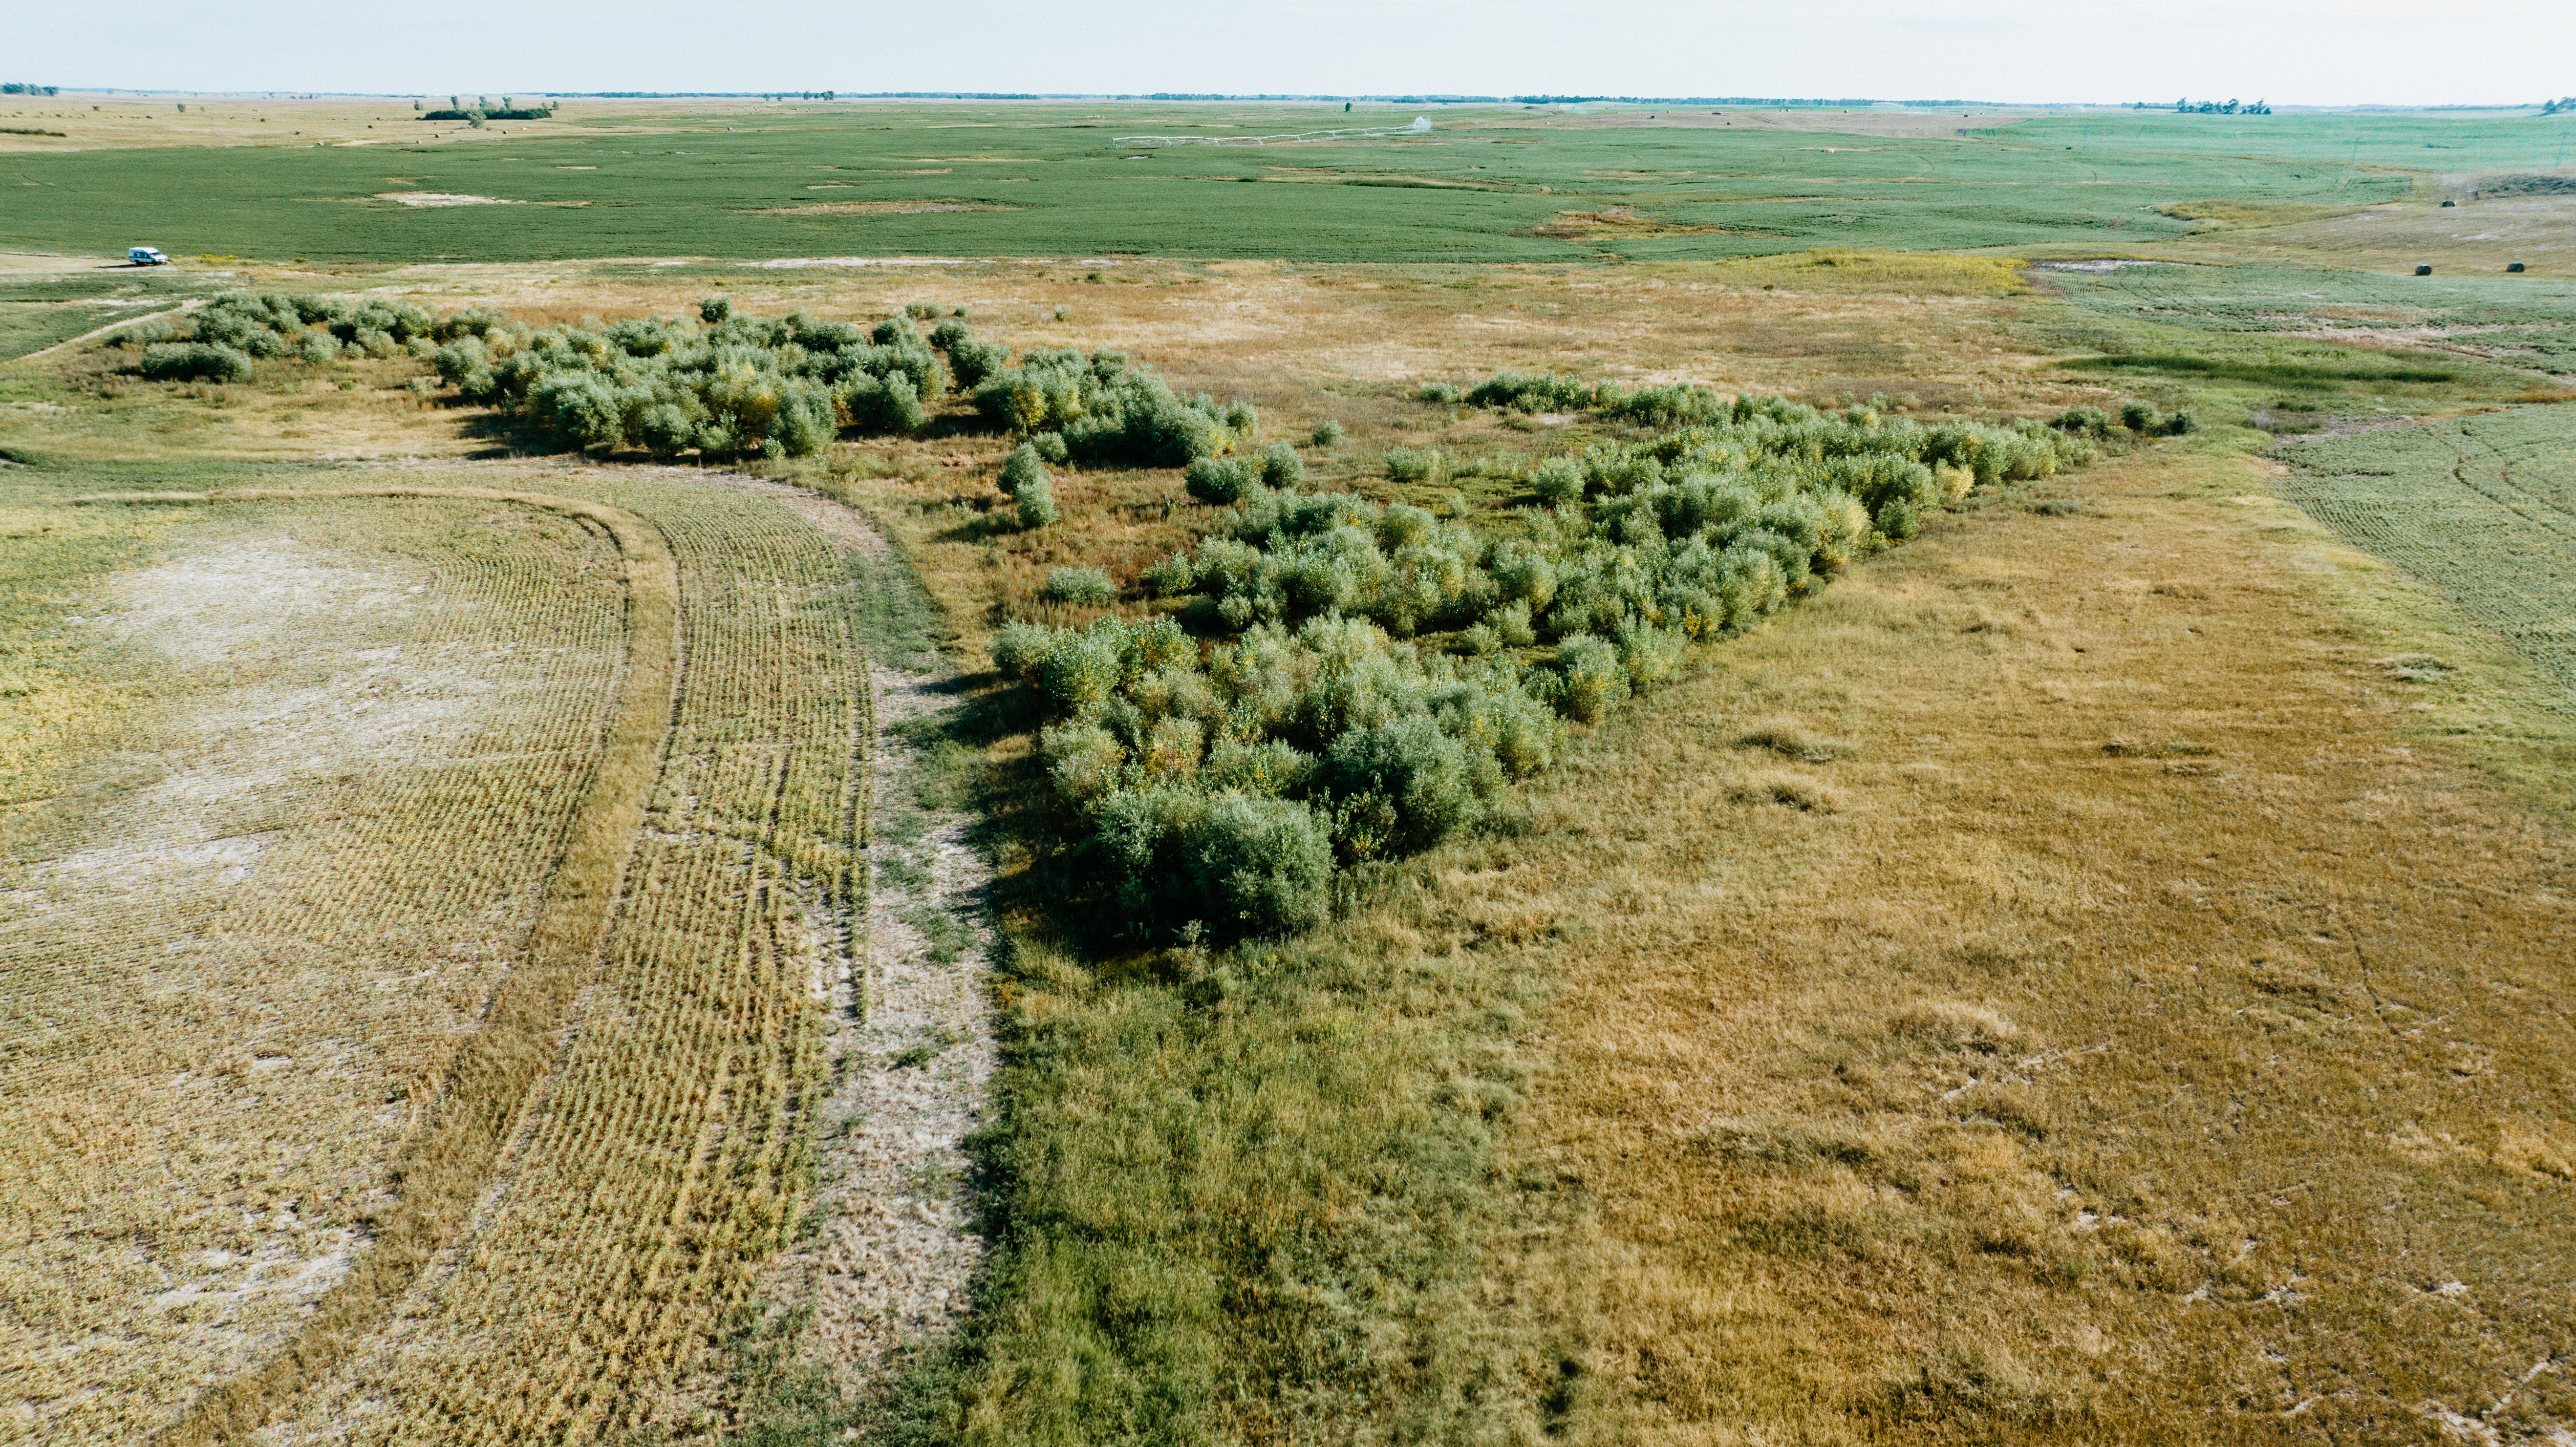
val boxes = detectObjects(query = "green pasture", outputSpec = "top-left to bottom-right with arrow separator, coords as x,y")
0,104 -> 2410,265
2000,111 -> 2576,175
2039,260 -> 2576,376
0,270 -> 210,362
2280,406 -> 2576,705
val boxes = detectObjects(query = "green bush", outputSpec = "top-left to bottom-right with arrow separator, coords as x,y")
1415,380 -> 1461,404
2119,399 -> 2159,432
1554,633 -> 1630,723
1000,440 -> 1050,496
1531,455 -> 1584,504
1604,383 -> 1729,428
140,342 -> 251,382
1877,496 -> 1920,539
1031,430 -> 1070,465
1310,419 -> 1345,447
195,291 -> 944,457
1017,474 -> 1060,530
1182,794 -> 1332,938
971,346 -> 1246,467
1043,566 -> 1118,606
1321,716 -> 1483,861
2054,404 -> 2111,436
1467,371 -> 1604,412
1184,457 -> 1257,505
1385,448 -> 1441,484
1260,441 -> 1304,489
2164,409 -> 2198,435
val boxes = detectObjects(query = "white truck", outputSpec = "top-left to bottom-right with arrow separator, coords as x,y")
128,247 -> 170,266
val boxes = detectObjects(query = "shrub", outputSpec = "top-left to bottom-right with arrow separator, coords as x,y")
1605,383 -> 1729,428
1530,456 -> 1584,505
2119,400 -> 2159,432
972,348 -> 1244,467
1031,431 -> 1070,465
2163,409 -> 2198,436
1466,371 -> 1601,412
1555,634 -> 1629,723
699,296 -> 732,323
1311,420 -> 1345,447
1017,475 -> 1060,530
1321,715 -> 1483,861
1260,441 -> 1304,489
985,388 -> 2110,938
1184,457 -> 1257,505
1416,380 -> 1462,404
1000,440 -> 1050,497
1043,566 -> 1118,606
2054,404 -> 2111,436
140,342 -> 251,382
1183,795 -> 1332,938
1385,448 -> 1441,484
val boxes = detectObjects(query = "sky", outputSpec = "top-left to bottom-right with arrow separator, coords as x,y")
9,0 -> 2573,108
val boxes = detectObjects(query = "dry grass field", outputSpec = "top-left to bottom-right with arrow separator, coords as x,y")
3,144 -> 2573,1441
0,459 -> 882,1443
1453,435 -> 2576,1443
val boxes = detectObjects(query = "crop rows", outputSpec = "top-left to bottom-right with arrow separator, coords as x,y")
260,471 -> 869,1444
0,497 -> 629,1446
2279,406 -> 2576,703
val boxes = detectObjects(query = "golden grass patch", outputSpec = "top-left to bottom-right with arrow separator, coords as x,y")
2156,197 -> 2359,229
751,200 -> 1020,216
1453,436 -> 2576,1442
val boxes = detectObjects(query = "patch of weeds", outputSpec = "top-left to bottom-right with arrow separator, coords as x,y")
2100,739 -> 2216,759
2375,653 -> 2453,682
892,1027 -> 960,1070
901,901 -> 973,965
1733,717 -> 1858,763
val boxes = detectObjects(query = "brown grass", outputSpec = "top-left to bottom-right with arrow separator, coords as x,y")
11,242 -> 2573,1439
1412,436 -> 2576,1443
121,488 -> 676,1445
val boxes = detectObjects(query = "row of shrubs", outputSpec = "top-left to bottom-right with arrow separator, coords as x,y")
124,293 -> 1259,466
968,345 -> 1257,468
992,387 -> 2104,940
132,292 -> 462,382
1450,369 -> 2193,441
2055,400 -> 2196,437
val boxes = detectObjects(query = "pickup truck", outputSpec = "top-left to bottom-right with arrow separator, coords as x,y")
128,247 -> 170,266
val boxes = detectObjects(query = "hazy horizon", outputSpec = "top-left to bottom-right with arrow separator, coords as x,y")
9,0 -> 2571,111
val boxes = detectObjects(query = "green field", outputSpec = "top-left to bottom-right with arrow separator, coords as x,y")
0,104 -> 2414,265
2040,260 -> 2576,375
2278,406 -> 2576,704
0,271 -> 209,362
2002,111 -> 2576,174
